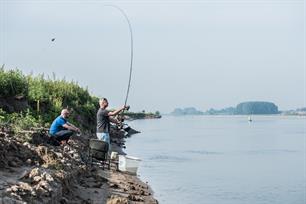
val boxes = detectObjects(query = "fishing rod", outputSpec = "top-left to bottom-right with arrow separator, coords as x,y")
104,5 -> 134,125
105,5 -> 134,108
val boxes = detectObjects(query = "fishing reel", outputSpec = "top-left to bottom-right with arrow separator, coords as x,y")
117,114 -> 125,124
116,105 -> 130,123
115,105 -> 130,130
125,105 -> 130,111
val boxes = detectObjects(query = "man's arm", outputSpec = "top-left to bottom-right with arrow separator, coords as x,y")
63,123 -> 80,132
107,106 -> 127,116
66,122 -> 77,129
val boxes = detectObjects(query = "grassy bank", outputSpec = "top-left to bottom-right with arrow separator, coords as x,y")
0,66 -> 99,133
0,67 -> 161,133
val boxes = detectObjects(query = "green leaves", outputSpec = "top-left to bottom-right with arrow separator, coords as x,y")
0,67 -> 99,132
0,108 -> 39,132
0,68 -> 28,97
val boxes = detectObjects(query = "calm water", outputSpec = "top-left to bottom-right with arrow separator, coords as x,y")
125,116 -> 306,204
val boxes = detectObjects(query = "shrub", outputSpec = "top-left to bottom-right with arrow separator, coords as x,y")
1,67 -> 99,132
0,66 -> 28,97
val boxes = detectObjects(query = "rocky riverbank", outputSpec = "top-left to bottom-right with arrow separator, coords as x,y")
0,126 -> 158,204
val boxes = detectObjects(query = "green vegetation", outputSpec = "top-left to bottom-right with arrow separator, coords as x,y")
0,67 -> 161,131
0,65 -> 28,97
0,67 -> 99,132
0,108 -> 40,130
124,111 -> 161,119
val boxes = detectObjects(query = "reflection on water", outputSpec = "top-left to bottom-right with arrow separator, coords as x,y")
148,155 -> 189,162
186,150 -> 223,155
125,116 -> 306,204
242,149 -> 299,155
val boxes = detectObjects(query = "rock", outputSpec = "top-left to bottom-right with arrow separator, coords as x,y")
55,152 -> 63,158
60,197 -> 69,204
26,159 -> 32,165
107,195 -> 129,204
29,168 -> 41,178
8,143 -> 18,151
42,172 -> 54,182
140,190 -> 146,196
18,170 -> 29,180
0,196 -> 27,204
8,160 -> 18,167
33,176 -> 42,183
22,142 -> 31,149
91,182 -> 102,188
63,146 -> 71,152
35,180 -> 52,193
7,185 -> 19,192
128,194 -> 144,202
30,189 -> 37,196
109,183 -> 119,189
18,182 -> 32,192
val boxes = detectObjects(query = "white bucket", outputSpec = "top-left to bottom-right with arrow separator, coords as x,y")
111,152 -> 118,160
118,155 -> 141,174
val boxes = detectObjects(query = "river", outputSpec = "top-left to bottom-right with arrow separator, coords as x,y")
125,115 -> 305,204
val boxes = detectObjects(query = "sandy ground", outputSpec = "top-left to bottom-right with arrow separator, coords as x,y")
63,139 -> 158,204
63,162 -> 157,204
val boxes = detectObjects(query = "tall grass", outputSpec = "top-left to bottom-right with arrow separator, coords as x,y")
0,65 -> 28,97
0,67 -> 99,132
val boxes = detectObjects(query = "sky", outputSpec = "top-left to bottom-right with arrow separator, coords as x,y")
0,0 -> 305,113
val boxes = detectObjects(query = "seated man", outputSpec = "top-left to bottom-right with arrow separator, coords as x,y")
49,109 -> 80,144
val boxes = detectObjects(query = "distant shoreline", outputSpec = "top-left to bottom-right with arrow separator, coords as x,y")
164,114 -> 306,117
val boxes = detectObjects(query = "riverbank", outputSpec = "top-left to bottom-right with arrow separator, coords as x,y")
0,126 -> 158,204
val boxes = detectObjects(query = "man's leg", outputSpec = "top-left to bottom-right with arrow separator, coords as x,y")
97,132 -> 111,152
54,130 -> 73,143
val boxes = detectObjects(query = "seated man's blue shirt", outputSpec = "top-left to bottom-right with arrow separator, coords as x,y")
49,116 -> 67,135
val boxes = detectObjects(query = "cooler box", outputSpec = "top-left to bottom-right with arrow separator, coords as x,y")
118,155 -> 141,174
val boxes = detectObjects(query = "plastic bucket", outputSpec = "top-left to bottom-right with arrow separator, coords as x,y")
118,155 -> 141,174
111,151 -> 118,160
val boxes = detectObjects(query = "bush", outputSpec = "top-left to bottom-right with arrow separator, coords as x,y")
1,67 -> 99,132
0,66 -> 28,97
0,108 -> 40,134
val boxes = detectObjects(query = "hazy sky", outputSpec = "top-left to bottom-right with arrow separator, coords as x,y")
0,0 -> 305,113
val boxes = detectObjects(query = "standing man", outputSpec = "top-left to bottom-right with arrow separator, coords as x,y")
49,109 -> 80,145
96,98 -> 129,150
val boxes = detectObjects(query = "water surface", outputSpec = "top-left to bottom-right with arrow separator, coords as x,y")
125,116 -> 305,204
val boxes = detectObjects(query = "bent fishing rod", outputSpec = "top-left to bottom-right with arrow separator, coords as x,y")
104,5 -> 134,123
105,5 -> 133,107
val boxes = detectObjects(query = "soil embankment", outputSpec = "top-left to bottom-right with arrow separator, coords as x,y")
0,126 -> 157,204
